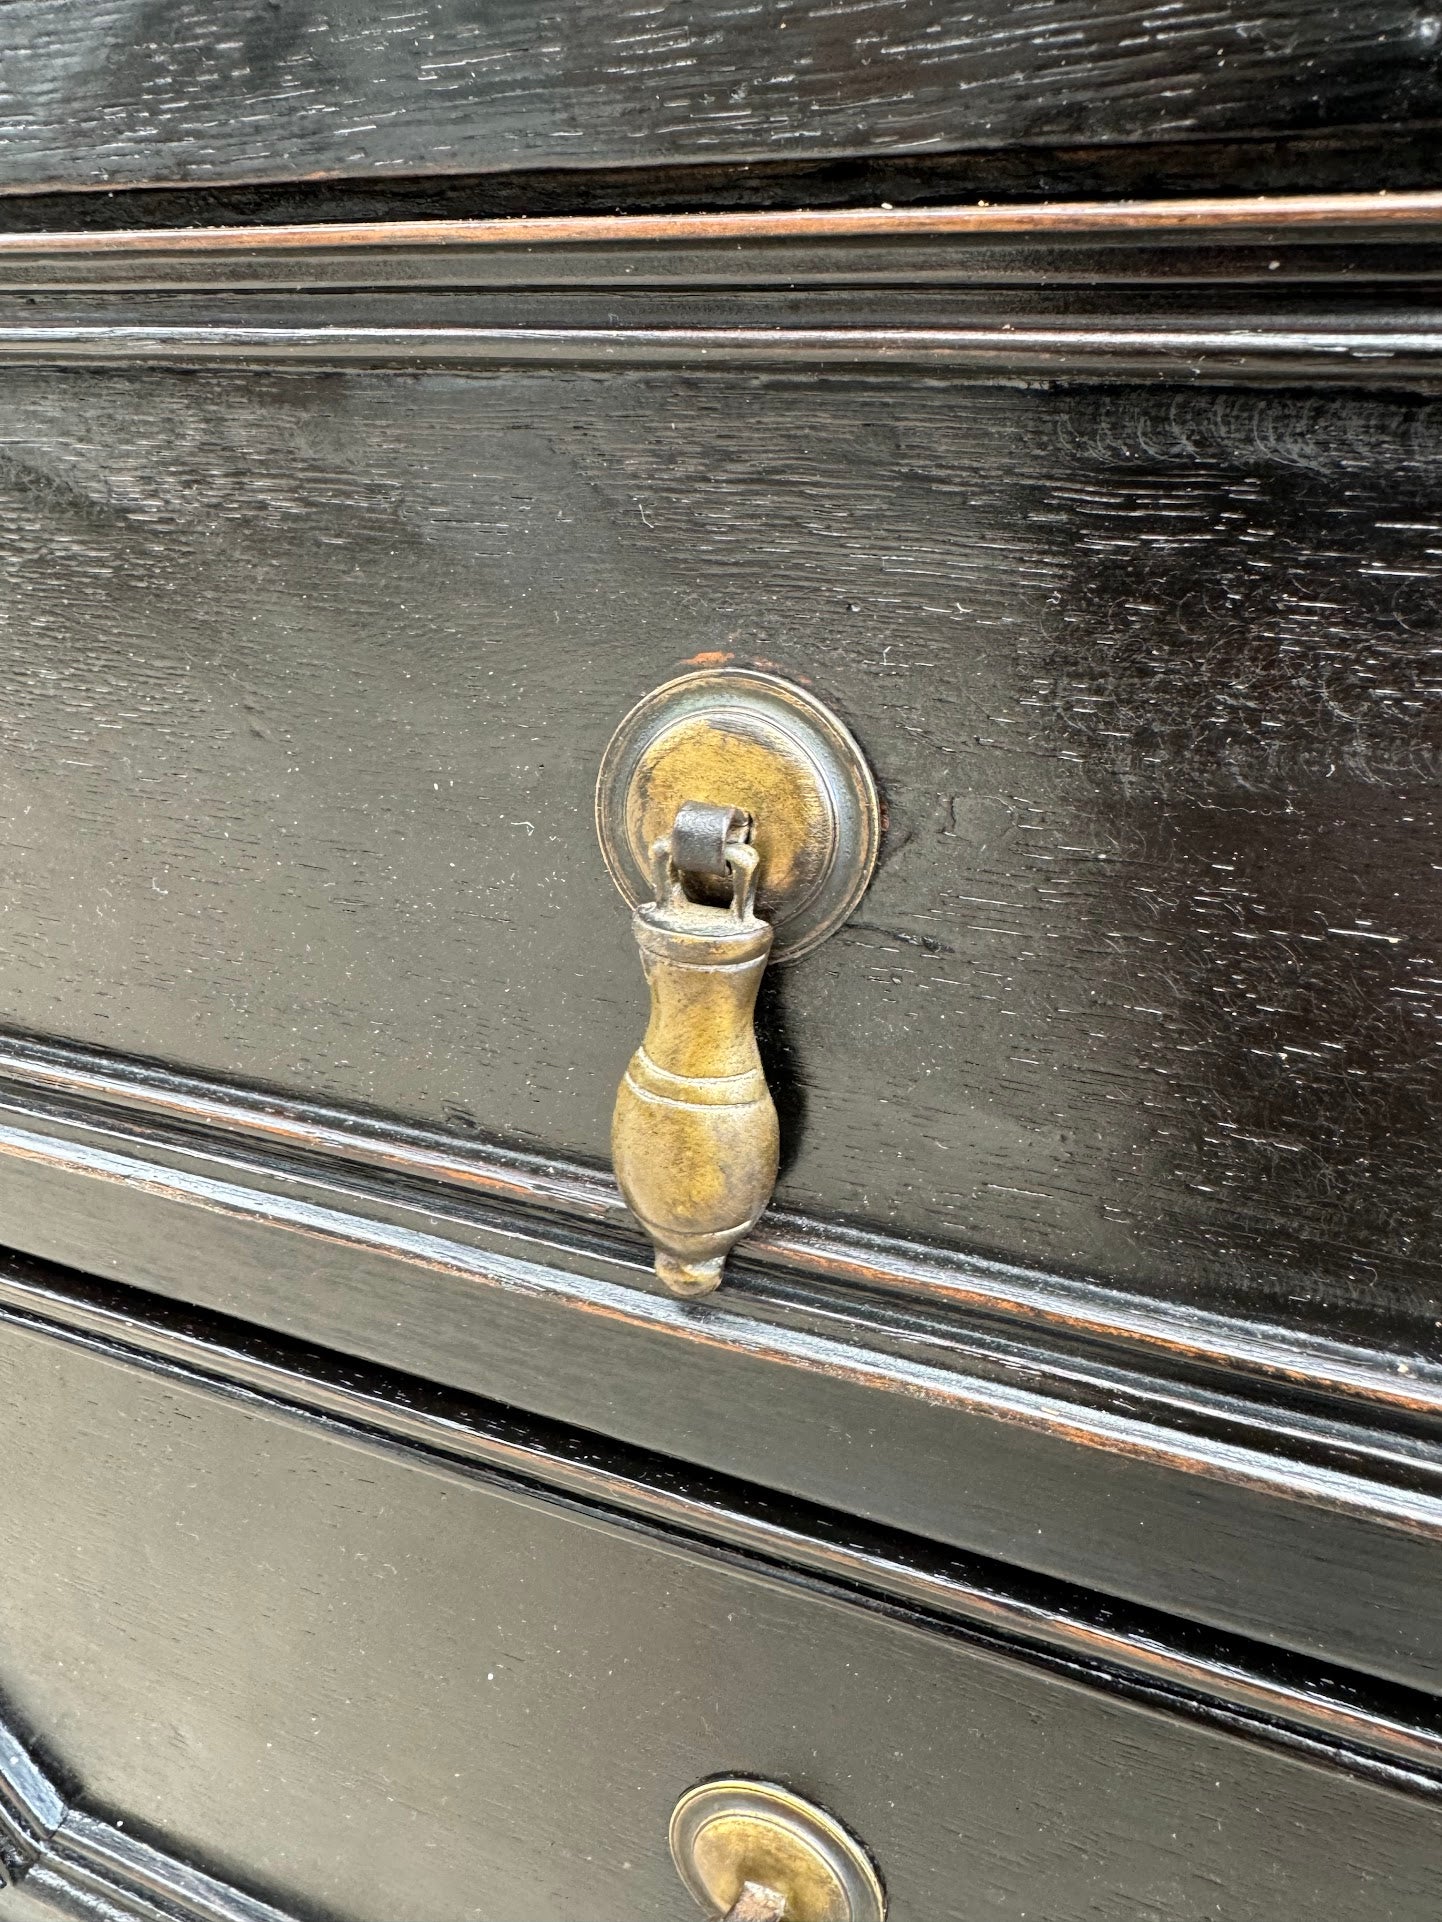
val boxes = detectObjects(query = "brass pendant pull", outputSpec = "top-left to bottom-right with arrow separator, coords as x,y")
611,800 -> 780,1297
670,1778 -> 886,1922
598,670 -> 880,1295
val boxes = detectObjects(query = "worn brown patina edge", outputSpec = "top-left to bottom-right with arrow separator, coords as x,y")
0,191 -> 1441,254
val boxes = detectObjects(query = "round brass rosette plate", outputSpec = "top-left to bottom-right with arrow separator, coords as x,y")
596,669 -> 880,962
669,1778 -> 886,1922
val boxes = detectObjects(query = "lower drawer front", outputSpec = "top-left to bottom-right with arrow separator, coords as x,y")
0,1314 -> 1435,1922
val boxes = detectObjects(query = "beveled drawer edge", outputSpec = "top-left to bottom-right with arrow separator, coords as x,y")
4,1098 -> 1435,1531
0,1091 -> 1436,1693
0,322 -> 1437,383
0,1252 -> 1439,1803
0,1030 -> 1428,1429
0,1708 -> 294,1922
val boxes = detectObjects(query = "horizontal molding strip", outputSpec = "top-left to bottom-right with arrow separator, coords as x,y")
0,322 -> 1436,376
2,194 -> 1439,375
5,1109 -> 1432,1533
4,192 -> 1442,253
1,1252 -> 1440,1800
0,1032 -> 1430,1426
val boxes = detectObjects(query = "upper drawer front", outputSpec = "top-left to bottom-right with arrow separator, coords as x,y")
0,1 -> 1438,195
0,209 -> 1439,1353
0,1306 -> 1436,1922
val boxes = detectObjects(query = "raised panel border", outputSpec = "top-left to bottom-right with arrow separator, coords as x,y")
0,1714 -> 293,1922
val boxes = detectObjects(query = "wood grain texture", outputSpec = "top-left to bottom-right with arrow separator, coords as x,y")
7,129 -> 1442,229
0,2 -> 1440,195
0,362 -> 1437,1352
0,1315 -> 1437,1922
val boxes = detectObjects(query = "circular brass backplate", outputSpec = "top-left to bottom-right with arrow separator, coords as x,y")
670,1779 -> 886,1922
595,670 -> 879,962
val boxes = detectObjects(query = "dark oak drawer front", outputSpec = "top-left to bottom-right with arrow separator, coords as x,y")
0,359 -> 1435,1345
0,2 -> 1438,198
0,1310 -> 1436,1922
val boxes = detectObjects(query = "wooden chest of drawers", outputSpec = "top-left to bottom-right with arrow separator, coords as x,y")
0,7 -> 1438,1920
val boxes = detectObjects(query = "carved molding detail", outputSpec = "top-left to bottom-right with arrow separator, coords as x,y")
0,1030 -> 1429,1426
0,1712 -> 295,1922
0,197 -> 1439,382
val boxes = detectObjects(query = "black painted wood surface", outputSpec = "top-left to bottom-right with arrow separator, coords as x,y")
0,354 -> 1436,1351
0,3 -> 1440,194
0,16 -> 1436,1914
0,1311 -> 1436,1922
0,1694 -> 292,1922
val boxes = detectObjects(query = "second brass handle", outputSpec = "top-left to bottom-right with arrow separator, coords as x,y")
611,800 -> 780,1297
670,1777 -> 886,1922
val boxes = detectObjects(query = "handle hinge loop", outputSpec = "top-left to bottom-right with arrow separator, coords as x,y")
649,798 -> 761,924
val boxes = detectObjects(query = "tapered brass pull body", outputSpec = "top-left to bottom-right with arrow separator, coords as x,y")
612,802 -> 780,1297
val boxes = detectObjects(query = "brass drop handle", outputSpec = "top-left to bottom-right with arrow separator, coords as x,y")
597,670 -> 880,1296
611,800 -> 780,1297
670,1778 -> 886,1922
